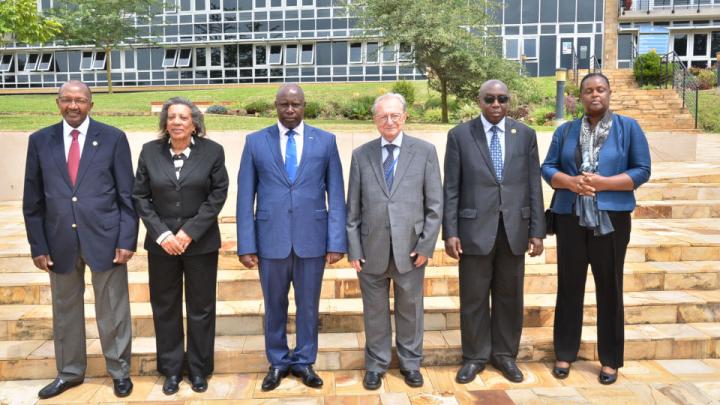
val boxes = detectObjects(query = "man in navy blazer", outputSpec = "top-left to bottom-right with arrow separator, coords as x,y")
236,84 -> 347,391
23,81 -> 138,399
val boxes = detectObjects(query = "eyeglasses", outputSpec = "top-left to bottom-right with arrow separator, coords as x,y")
482,95 -> 509,105
373,113 -> 404,123
58,97 -> 90,106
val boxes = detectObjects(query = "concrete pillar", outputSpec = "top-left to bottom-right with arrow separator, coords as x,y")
604,0 -> 619,69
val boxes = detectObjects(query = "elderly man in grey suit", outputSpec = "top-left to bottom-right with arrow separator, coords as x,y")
347,93 -> 443,390
443,80 -> 545,384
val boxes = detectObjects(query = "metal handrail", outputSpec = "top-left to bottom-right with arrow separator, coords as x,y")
661,51 -> 699,129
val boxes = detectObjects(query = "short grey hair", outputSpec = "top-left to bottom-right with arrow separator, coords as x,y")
58,80 -> 92,101
371,93 -> 407,115
158,97 -> 206,140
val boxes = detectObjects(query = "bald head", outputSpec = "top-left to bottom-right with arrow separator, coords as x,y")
275,83 -> 306,129
478,80 -> 508,99
276,83 -> 305,101
59,80 -> 92,101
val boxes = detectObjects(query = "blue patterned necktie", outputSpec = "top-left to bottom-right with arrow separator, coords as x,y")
383,144 -> 397,191
489,125 -> 503,182
285,129 -> 297,182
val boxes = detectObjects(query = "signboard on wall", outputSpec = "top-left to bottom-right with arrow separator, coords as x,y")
638,25 -> 670,55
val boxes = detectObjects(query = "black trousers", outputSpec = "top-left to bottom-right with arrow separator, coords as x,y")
553,212 -> 631,369
148,251 -> 218,378
458,218 -> 525,364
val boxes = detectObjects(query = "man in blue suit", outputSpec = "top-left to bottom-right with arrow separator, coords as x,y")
23,80 -> 138,399
237,84 -> 347,391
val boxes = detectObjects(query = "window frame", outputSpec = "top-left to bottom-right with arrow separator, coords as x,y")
0,54 -> 13,72
177,48 -> 192,67
163,49 -> 179,68
36,53 -> 54,71
92,51 -> 107,70
80,51 -> 94,71
285,44 -> 298,64
23,53 -> 40,71
349,42 -> 363,63
268,45 -> 283,65
300,43 -> 314,64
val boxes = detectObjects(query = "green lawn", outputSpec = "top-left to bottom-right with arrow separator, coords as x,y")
0,78 -> 558,132
697,89 -> 720,133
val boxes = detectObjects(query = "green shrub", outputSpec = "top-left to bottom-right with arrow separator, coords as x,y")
341,95 -> 375,120
205,105 -> 228,115
245,100 -> 274,115
633,50 -> 663,86
564,81 -> 580,98
424,96 -> 459,112
304,101 -> 322,118
319,100 -> 344,119
422,107 -> 443,123
451,103 -> 481,122
391,80 -> 416,106
532,105 -> 556,126
697,69 -> 717,90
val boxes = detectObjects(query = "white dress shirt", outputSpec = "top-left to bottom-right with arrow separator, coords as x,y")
278,120 -> 305,165
380,131 -> 403,175
62,116 -> 90,160
480,114 -> 506,165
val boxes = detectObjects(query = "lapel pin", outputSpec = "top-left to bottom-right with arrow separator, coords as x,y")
92,141 -> 98,146
511,128 -> 517,135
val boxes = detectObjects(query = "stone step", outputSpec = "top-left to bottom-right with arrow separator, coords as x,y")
637,183 -> 720,201
2,261 -> 718,305
0,289 -> 717,340
1,261 -> 718,305
0,322 -> 717,380
634,200 -> 720,219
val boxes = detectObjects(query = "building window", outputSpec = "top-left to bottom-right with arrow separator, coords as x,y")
24,53 -> 40,71
163,49 -> 178,67
93,52 -> 107,70
674,34 -> 688,57
381,44 -> 396,62
694,34 -> 708,57
398,42 -> 412,61
0,54 -> 13,72
504,38 -> 520,59
366,42 -> 379,63
349,43 -> 362,63
210,47 -> 222,66
286,44 -> 298,64
269,45 -> 283,64
711,31 -> 720,60
301,44 -> 314,64
196,48 -> 207,67
523,37 -> 538,59
255,45 -> 267,65
80,52 -> 93,70
37,53 -> 54,71
302,0 -> 313,5
177,48 -> 192,67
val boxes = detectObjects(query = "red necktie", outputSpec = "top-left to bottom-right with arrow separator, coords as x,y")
68,129 -> 80,186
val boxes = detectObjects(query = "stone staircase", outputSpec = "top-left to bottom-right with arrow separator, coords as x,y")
0,167 -> 719,381
604,69 -> 697,132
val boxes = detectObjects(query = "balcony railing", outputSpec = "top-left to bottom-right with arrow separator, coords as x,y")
622,0 -> 720,13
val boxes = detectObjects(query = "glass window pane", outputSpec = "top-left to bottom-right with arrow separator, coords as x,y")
224,44 -> 238,67
125,50 -> 135,69
0,54 -> 13,72
349,43 -> 362,63
177,48 -> 192,67
505,39 -> 519,59
523,38 -> 537,58
381,45 -> 395,62
694,34 -> 708,56
256,45 -> 267,64
163,49 -> 178,67
24,53 -> 39,71
711,31 -> 720,59
399,42 -> 412,61
301,44 -> 313,63
286,44 -> 298,64
269,45 -> 282,64
366,42 -> 378,63
239,44 -> 253,66
210,47 -> 222,66
93,52 -> 106,70
37,53 -> 53,71
196,48 -> 207,66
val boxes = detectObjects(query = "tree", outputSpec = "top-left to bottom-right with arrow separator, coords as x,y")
50,0 -> 162,93
0,0 -> 62,46
345,0 -> 524,123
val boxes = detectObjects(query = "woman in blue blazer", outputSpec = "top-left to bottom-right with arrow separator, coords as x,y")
541,73 -> 651,385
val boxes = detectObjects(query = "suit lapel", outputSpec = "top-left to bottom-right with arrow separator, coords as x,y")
389,135 -> 416,197
159,141 -> 181,187
74,119 -> 100,191
367,138 -> 389,197
178,137 -> 202,184
470,117 -> 496,177
264,125 -> 291,185
293,125 -> 315,182
50,122 -> 73,189
501,118 -> 517,182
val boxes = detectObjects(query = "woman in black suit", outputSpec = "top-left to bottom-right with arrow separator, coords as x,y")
132,97 -> 228,394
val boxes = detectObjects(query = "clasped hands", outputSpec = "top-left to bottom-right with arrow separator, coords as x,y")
238,252 -> 345,269
570,172 -> 606,197
160,229 -> 192,255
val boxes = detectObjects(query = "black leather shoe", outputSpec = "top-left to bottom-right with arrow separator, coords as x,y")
552,362 -> 571,380
598,368 -> 618,385
190,375 -> 208,393
38,378 -> 83,399
455,362 -> 485,384
491,359 -> 524,383
162,375 -> 182,395
113,378 -> 133,397
400,369 -> 424,388
291,365 -> 323,388
261,367 -> 289,391
362,371 -> 384,390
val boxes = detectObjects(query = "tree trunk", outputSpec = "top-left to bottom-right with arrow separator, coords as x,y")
440,78 -> 448,123
105,46 -> 113,94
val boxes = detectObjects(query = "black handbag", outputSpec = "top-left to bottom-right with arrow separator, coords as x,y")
545,192 -> 557,235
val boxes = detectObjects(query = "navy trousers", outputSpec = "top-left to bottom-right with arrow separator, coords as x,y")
259,251 -> 325,370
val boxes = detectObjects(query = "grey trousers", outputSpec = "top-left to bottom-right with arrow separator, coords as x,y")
48,255 -> 132,382
358,258 -> 425,372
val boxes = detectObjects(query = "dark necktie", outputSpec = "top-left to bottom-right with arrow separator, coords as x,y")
173,153 -> 186,179
285,129 -> 297,182
67,129 -> 80,186
383,144 -> 397,191
489,125 -> 503,182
